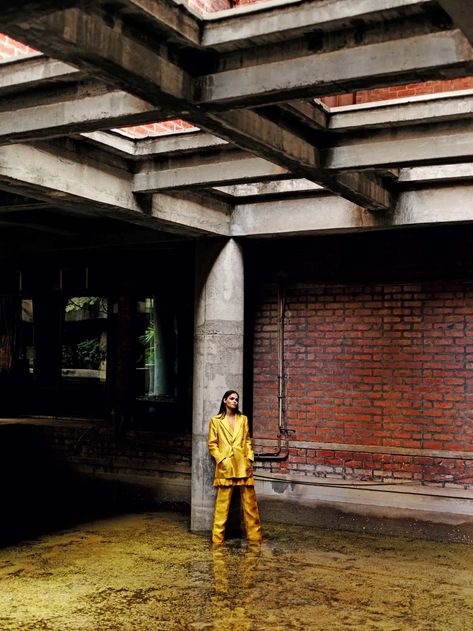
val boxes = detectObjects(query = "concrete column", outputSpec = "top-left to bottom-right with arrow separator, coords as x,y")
191,238 -> 244,533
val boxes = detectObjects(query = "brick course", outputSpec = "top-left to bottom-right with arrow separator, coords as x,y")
252,282 -> 473,486
0,34 -> 36,60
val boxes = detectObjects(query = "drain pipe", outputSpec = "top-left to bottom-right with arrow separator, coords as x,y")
255,276 -> 294,460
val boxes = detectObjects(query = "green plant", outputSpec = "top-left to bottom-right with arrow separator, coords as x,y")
65,296 -> 107,314
62,338 -> 106,369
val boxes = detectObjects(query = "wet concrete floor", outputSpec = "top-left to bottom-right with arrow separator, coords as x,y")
1,511 -> 473,630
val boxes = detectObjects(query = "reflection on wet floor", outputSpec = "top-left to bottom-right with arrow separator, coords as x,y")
1,511 -> 473,630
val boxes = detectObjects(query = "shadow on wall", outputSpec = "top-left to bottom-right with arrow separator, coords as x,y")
0,424 -> 181,547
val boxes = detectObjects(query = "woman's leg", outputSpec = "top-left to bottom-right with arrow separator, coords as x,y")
240,486 -> 262,542
212,486 -> 233,544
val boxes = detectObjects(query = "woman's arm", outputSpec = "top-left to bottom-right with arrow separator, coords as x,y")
208,417 -> 225,463
244,416 -> 255,462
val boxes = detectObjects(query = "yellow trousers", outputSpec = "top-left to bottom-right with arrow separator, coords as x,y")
212,485 -> 262,544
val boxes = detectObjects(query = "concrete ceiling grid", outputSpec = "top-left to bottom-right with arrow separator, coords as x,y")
0,0 -> 471,243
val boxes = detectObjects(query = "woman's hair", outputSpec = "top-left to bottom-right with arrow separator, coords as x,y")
217,390 -> 240,417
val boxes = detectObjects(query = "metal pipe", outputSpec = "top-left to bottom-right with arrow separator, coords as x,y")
255,276 -> 294,460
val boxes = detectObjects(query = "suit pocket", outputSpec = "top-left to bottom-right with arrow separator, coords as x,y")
219,457 -> 232,477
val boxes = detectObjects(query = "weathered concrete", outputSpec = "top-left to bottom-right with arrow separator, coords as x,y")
202,0 -> 433,49
324,121 -> 473,170
231,184 -> 473,236
134,154 -> 289,192
0,143 -> 230,236
196,30 -> 473,107
255,473 -> 473,531
330,89 -> 473,131
0,142 -> 141,216
80,131 -> 138,157
0,56 -> 78,94
6,8 -> 192,110
0,86 -> 165,144
191,239 -> 244,532
398,163 -> 473,184
0,6 -> 391,210
213,179 -> 323,198
133,130 -> 226,158
205,110 -> 391,210
438,0 -> 473,45
151,192 -> 231,236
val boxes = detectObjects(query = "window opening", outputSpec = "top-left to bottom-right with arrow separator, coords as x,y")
61,296 -> 107,382
136,297 -> 177,399
20,299 -> 35,376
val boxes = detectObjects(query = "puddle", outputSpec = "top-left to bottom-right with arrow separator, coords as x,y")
1,511 -> 473,630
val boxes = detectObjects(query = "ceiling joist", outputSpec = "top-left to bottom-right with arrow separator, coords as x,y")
0,0 -> 472,229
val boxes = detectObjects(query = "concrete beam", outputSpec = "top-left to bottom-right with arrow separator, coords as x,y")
324,121 -> 473,171
195,30 -> 473,108
151,192 -> 230,236
133,131 -> 227,158
79,131 -> 137,158
134,153 -> 289,192
4,8 -> 192,111
79,131 -> 226,159
437,1 -> 473,45
231,184 -> 473,236
0,56 -> 80,95
0,86 -> 166,145
231,196 -> 366,237
202,0 -> 433,50
398,164 -> 473,184
0,143 -> 229,236
79,92 -> 473,162
0,1 -> 77,25
0,142 -> 141,216
276,100 -> 330,132
213,179 -> 324,198
2,6 -> 390,210
205,110 -> 392,210
131,110 -> 391,209
97,0 -> 203,47
330,90 -> 473,131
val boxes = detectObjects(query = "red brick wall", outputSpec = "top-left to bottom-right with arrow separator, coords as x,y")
0,34 -> 36,60
196,0 -> 232,11
321,77 -> 473,107
253,282 -> 473,486
354,77 -> 473,104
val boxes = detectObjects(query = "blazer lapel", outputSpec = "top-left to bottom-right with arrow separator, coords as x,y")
233,415 -> 243,443
220,416 -> 234,441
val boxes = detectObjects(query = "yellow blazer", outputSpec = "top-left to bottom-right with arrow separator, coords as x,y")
208,414 -> 255,481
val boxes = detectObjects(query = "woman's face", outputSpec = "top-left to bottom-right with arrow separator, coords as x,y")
224,392 -> 239,411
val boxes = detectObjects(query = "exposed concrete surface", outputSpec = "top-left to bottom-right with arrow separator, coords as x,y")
255,475 -> 473,521
231,185 -> 473,237
191,239 -> 244,532
2,510 -> 473,630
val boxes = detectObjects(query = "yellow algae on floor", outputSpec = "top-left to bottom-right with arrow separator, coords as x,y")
1,511 -> 473,630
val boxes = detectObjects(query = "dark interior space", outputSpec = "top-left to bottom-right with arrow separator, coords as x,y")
0,422 -> 174,547
0,244 -> 195,433
246,223 -> 473,284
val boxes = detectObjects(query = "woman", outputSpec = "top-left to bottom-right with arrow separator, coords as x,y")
208,390 -> 262,545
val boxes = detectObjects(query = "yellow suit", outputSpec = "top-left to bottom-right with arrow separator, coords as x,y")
208,414 -> 255,484
208,413 -> 262,544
